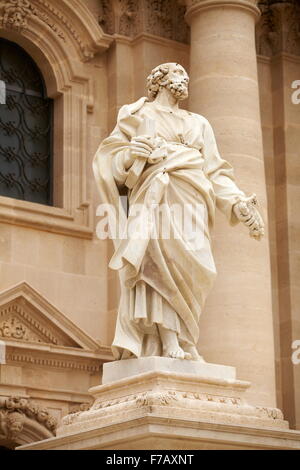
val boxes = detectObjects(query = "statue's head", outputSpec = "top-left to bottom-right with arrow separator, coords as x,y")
146,63 -> 189,101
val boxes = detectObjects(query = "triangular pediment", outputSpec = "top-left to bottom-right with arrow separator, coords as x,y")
0,282 -> 101,351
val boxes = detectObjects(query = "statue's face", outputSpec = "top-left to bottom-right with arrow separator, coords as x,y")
166,63 -> 189,100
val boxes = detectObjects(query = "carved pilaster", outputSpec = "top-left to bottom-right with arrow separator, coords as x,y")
256,0 -> 300,57
98,0 -> 190,44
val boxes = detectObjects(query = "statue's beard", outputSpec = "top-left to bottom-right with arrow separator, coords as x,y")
167,80 -> 189,100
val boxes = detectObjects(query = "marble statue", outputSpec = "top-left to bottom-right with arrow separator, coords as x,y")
93,63 -> 265,362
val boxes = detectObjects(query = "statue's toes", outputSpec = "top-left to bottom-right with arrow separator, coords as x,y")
168,349 -> 185,360
184,352 -> 192,360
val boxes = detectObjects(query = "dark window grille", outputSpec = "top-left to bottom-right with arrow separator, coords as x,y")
0,39 -> 53,206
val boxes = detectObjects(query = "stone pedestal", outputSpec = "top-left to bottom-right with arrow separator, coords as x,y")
17,358 -> 300,450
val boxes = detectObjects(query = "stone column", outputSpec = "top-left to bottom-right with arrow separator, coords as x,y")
185,0 -> 277,407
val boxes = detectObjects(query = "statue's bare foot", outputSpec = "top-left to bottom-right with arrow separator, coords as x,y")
158,326 -> 188,360
163,346 -> 185,360
184,345 -> 206,362
184,352 -> 192,360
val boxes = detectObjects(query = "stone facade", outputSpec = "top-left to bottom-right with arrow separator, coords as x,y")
0,0 -> 299,449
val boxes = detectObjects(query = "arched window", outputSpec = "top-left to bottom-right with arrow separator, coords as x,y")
0,39 -> 53,206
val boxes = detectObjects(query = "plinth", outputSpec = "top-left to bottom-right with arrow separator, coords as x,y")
18,358 -> 300,450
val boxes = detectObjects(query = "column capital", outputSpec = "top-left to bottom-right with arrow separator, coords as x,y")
185,0 -> 261,24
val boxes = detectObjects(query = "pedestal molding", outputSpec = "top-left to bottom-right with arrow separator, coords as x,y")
17,414 -> 300,450
57,363 -> 287,438
16,360 -> 300,450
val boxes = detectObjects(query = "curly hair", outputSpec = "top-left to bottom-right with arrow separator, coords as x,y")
146,64 -> 170,100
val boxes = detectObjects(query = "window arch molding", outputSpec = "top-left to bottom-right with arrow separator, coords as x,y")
0,0 -> 112,238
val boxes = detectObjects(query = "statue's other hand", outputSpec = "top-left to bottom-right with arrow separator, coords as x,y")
233,194 -> 265,241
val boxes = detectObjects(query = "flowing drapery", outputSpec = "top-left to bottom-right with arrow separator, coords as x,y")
93,98 -> 245,359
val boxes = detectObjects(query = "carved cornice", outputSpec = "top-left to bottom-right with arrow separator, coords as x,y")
256,0 -> 300,56
0,0 -> 112,61
5,346 -> 104,372
99,0 -> 190,44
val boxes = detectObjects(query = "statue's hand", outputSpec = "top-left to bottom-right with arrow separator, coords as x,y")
124,135 -> 155,170
130,135 -> 155,160
233,194 -> 265,241
147,137 -> 168,164
127,136 -> 167,167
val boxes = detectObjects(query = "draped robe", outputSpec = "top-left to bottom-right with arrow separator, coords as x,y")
93,97 -> 245,359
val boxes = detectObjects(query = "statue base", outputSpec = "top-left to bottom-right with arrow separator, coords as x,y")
18,358 -> 300,450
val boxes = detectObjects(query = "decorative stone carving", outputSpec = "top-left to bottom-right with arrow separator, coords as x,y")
30,1 -> 66,42
0,282 -> 103,349
16,359 -> 300,450
69,403 -> 92,415
86,390 -> 284,415
145,0 -> 189,43
4,397 -> 57,432
1,0 -> 31,32
119,0 -> 139,38
0,396 -> 57,441
98,0 -> 115,35
0,0 -> 109,61
0,313 -> 53,344
0,317 -> 29,341
145,0 -> 173,39
0,410 -> 25,440
0,0 -> 66,41
4,350 -> 103,372
0,282 -> 111,373
98,0 -> 190,43
0,303 -> 66,345
58,363 -> 288,439
257,0 -> 300,57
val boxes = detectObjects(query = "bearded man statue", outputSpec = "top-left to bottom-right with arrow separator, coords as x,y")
93,63 -> 264,361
